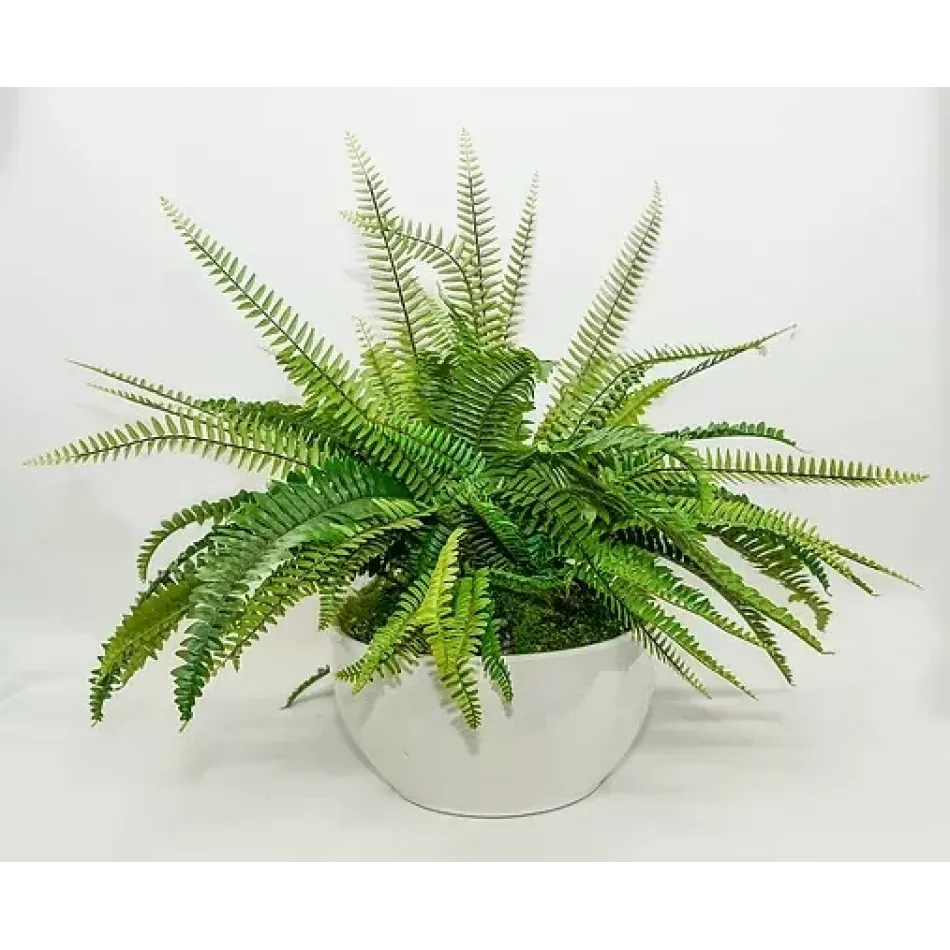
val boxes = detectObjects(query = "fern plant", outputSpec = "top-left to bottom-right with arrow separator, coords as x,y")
28,132 -> 925,731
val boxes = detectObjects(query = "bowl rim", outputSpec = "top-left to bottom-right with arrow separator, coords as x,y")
332,628 -> 645,666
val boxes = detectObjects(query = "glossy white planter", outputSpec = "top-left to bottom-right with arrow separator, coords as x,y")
332,631 -> 654,817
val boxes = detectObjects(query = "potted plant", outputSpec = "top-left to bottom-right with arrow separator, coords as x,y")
29,132 -> 925,817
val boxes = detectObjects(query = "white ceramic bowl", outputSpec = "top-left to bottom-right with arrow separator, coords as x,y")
332,631 -> 654,817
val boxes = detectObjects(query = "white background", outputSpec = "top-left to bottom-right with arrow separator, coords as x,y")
0,88 -> 946,859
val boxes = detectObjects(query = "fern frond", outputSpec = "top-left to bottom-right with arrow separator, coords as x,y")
345,135 -> 438,361
171,462 -> 418,723
339,529 -> 467,690
606,543 -> 767,656
26,413 -> 322,476
664,421 -> 797,447
694,450 -> 928,487
496,173 -> 539,343
568,428 -> 714,510
663,523 -> 827,652
353,317 -> 406,410
576,561 -> 712,697
69,361 -> 213,417
620,585 -> 755,697
90,568 -> 198,722
567,328 -> 792,438
608,378 -> 672,427
443,346 -> 540,451
536,183 -> 662,442
479,620 -> 513,704
415,527 -> 464,627
161,197 -> 369,420
627,327 -> 791,375
282,667 -> 330,709
366,413 -> 484,496
454,481 -> 540,570
427,570 -> 490,729
137,491 -> 255,582
219,510 -> 426,672
703,496 -> 918,590
712,587 -> 795,684
624,525 -> 796,681
314,512 -> 430,630
716,528 -> 832,630
457,130 -> 503,340
495,464 -> 740,697
197,386 -> 475,499
336,582 -> 429,689
344,212 -> 475,338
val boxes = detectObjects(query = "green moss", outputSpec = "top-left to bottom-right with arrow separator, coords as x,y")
336,577 -> 627,655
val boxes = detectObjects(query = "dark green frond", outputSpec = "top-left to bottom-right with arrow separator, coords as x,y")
697,495 -> 918,590
665,421 -> 797,447
137,491 -> 254,581
282,667 -> 330,709
90,566 -> 199,723
172,462 -> 419,723
219,509 -> 426,672
716,528 -> 832,630
479,620 -> 513,704
443,346 -> 541,451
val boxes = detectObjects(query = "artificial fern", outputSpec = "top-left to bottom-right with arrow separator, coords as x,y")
29,132 -> 926,730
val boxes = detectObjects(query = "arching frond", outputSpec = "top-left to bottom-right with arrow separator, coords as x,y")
218,510 -> 427,673
664,421 -> 797,447
26,413 -> 323,477
172,462 -> 419,723
69,361 -> 212,416
443,346 -> 541,451
282,667 -> 330,709
627,327 -> 791,375
567,328 -> 792,438
137,491 -> 255,581
336,581 -> 429,689
479,620 -> 513,704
